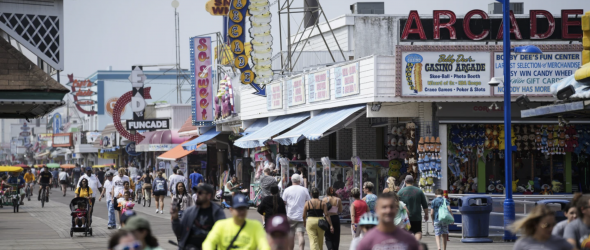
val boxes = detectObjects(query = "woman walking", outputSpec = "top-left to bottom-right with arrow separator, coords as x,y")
350,187 -> 368,238
382,177 -> 397,193
552,193 -> 581,237
323,187 -> 343,250
58,168 -> 70,196
172,182 -> 192,219
303,187 -> 333,250
362,182 -> 377,213
511,205 -> 573,250
139,169 -> 153,207
257,185 -> 286,225
152,171 -> 167,214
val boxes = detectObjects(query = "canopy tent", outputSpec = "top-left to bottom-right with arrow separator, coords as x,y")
182,129 -> 222,151
233,113 -> 310,148
46,163 -> 60,168
158,139 -> 203,161
60,164 -> 76,169
273,105 -> 365,145
0,166 -> 24,172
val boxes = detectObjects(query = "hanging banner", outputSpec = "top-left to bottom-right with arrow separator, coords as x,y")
308,70 -> 330,103
266,82 -> 283,110
53,113 -> 62,134
287,76 -> 305,107
335,63 -> 361,98
493,52 -> 582,95
401,52 -> 491,96
190,36 -> 214,126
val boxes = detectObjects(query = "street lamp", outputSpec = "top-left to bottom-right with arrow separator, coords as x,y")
493,0 -> 543,242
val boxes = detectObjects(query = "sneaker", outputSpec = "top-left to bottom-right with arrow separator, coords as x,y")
160,211 -> 164,214
82,224 -> 86,228
155,209 -> 159,213
117,226 -> 121,229
75,225 -> 79,228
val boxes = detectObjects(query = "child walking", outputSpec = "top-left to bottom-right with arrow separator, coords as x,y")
431,189 -> 453,250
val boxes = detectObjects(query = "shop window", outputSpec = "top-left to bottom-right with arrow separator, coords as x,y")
448,124 -> 574,194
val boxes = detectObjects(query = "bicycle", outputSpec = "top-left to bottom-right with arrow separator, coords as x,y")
40,186 -> 49,208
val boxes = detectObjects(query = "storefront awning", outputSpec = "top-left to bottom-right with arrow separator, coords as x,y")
136,130 -> 187,152
273,105 -> 365,145
233,113 -> 310,148
242,119 -> 268,135
157,139 -> 205,161
182,129 -> 221,151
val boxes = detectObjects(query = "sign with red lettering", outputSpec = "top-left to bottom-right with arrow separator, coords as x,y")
335,63 -> 360,98
205,0 -> 230,16
400,9 -> 583,41
308,70 -> 330,103
66,79 -> 96,88
266,82 -> 283,110
70,90 -> 96,97
75,99 -> 97,106
190,36 -> 214,126
287,76 -> 305,107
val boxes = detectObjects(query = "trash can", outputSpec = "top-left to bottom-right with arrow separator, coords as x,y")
459,195 -> 493,243
536,200 -> 569,222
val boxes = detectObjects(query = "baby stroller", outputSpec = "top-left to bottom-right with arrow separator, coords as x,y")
69,197 -> 92,237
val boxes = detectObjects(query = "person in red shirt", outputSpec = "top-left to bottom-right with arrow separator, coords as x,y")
350,187 -> 368,238
74,201 -> 88,228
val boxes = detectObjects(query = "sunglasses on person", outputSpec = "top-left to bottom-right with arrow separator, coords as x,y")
113,241 -> 141,250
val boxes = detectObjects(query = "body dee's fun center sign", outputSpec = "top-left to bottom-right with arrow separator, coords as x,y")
493,52 -> 582,95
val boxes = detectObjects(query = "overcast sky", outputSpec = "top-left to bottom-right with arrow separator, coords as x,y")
62,0 -> 587,79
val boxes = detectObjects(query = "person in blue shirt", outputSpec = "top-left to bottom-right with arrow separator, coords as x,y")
430,189 -> 453,250
134,176 -> 143,203
7,172 -> 25,205
188,168 -> 204,192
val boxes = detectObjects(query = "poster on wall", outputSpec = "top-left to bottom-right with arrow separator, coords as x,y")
493,52 -> 582,95
190,36 -> 214,126
401,52 -> 491,96
266,82 -> 283,110
287,76 -> 305,107
335,63 -> 360,98
308,70 -> 330,103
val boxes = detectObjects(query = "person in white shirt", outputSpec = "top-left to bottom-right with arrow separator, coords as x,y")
77,167 -> 102,214
98,172 -> 116,229
58,168 -> 70,196
282,174 -> 310,250
127,163 -> 138,180
168,168 -> 187,197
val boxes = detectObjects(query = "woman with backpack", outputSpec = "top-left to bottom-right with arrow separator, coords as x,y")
257,185 -> 286,225
151,171 -> 167,214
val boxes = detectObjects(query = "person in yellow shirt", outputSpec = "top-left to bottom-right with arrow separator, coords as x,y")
202,194 -> 270,250
75,178 -> 94,200
23,169 -> 35,198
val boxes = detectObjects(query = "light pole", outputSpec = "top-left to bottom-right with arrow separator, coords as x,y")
494,0 -> 542,242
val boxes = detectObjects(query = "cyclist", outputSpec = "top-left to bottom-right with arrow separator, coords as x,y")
23,169 -> 35,198
38,165 -> 52,202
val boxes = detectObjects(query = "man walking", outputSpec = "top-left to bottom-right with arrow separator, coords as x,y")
72,164 -> 82,190
78,167 -> 102,213
99,172 -> 116,229
202,194 -> 270,250
169,168 -> 186,197
128,163 -> 138,180
58,168 -> 70,196
281,174 -> 310,250
172,183 -> 225,250
188,168 -> 204,192
357,192 -> 420,250
397,175 -> 429,240
96,168 -> 105,185
51,167 -> 59,188
260,168 -> 277,199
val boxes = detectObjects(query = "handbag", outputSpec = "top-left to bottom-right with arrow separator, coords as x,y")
310,201 -> 331,231
142,183 -> 152,189
438,199 -> 455,225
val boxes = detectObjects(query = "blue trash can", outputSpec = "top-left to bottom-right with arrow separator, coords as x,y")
536,200 -> 570,222
459,195 -> 493,243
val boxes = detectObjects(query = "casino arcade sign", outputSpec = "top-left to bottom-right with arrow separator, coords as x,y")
400,9 -> 583,41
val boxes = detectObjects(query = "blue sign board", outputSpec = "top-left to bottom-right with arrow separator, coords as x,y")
53,113 -> 61,134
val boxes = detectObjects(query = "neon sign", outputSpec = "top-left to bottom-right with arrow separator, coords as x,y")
190,37 -> 214,126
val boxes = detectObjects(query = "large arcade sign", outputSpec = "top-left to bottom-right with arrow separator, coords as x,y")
400,9 -> 583,41
190,36 -> 214,126
67,74 -> 97,116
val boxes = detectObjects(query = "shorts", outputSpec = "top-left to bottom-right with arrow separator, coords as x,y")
409,221 -> 422,234
40,183 -> 50,188
153,191 -> 166,197
433,221 -> 449,236
60,180 -> 68,185
288,219 -> 305,233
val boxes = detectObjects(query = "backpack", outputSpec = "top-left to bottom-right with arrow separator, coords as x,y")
438,199 -> 454,225
154,179 -> 165,192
